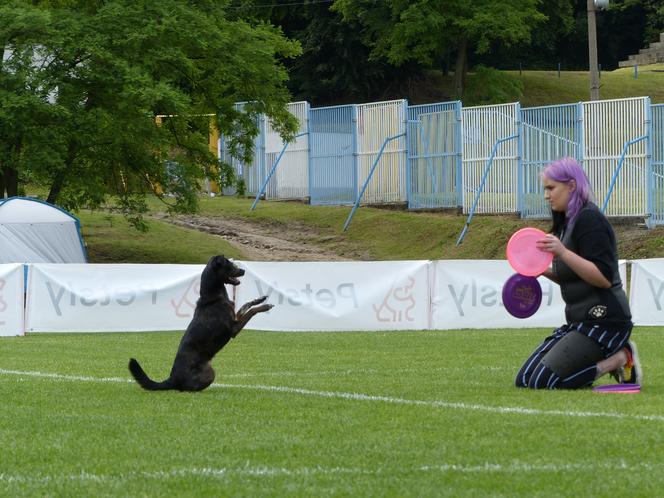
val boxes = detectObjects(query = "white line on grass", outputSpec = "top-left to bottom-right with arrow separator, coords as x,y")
222,365 -> 507,378
1,368 -> 662,423
0,460 -> 660,485
0,369 -> 132,384
215,382 -> 664,422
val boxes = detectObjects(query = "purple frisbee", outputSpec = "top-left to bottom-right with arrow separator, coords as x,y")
502,273 -> 542,319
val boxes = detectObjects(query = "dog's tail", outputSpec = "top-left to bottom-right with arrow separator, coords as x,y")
128,358 -> 175,391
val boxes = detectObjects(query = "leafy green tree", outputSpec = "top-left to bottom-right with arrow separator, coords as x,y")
333,0 -> 546,97
472,0 -> 574,69
617,0 -> 664,45
237,0 -> 417,106
1,0 -> 300,227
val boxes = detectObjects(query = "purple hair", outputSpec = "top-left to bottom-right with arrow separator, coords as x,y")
542,157 -> 594,223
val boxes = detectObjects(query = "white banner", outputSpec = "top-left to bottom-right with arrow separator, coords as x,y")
26,264 -> 207,332
16,259 -> 635,334
620,260 -> 627,293
0,264 -> 25,336
431,260 -> 567,329
629,258 -> 664,326
234,260 -> 431,331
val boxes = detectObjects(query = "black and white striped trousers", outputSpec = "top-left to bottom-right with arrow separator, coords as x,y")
515,322 -> 632,389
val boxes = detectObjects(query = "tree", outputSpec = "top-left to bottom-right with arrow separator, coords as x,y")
472,0 -> 575,69
236,0 -> 417,107
0,0 -> 301,227
0,2 -> 54,198
332,0 -> 546,97
617,0 -> 664,45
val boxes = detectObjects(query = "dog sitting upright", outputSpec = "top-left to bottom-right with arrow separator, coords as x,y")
128,255 -> 272,391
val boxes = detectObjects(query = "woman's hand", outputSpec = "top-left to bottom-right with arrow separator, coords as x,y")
537,235 -> 611,289
536,234 -> 567,258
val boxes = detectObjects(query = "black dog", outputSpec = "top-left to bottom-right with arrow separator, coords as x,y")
128,255 -> 272,391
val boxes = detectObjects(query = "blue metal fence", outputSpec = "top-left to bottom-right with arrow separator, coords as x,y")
520,103 -> 581,218
220,97 -> 662,228
652,104 -> 664,226
407,101 -> 462,209
308,104 -> 357,206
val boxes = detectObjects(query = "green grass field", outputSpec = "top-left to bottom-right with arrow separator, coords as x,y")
2,327 -> 662,497
5,61 -> 664,496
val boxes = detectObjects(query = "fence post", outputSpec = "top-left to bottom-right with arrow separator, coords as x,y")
576,102 -> 584,162
516,103 -> 524,215
404,99 -> 411,208
352,104 -> 359,206
645,97 -> 654,228
454,101 -> 463,209
305,102 -> 313,205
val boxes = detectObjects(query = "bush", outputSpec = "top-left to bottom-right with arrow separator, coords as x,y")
463,65 -> 524,106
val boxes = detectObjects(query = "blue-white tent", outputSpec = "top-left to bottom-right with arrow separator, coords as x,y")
0,197 -> 87,263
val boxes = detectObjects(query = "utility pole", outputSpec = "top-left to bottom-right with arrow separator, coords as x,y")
587,0 -> 600,100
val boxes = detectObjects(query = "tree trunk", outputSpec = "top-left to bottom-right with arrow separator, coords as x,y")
47,141 -> 77,204
1,137 -> 21,197
46,173 -> 65,204
454,37 -> 468,98
2,166 -> 18,197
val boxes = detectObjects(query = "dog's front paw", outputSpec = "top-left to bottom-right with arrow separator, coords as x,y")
255,303 -> 274,313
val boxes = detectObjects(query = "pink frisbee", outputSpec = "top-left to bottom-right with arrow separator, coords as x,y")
502,273 -> 542,319
506,227 -> 553,277
593,384 -> 640,394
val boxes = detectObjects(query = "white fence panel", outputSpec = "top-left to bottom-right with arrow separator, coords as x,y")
461,103 -> 520,214
356,100 -> 407,204
582,97 -> 649,216
264,101 -> 310,200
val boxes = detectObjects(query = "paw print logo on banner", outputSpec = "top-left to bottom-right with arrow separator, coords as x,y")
170,277 -> 200,317
372,276 -> 416,323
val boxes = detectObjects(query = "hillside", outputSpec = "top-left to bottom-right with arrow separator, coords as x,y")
405,65 -> 664,107
78,196 -> 664,264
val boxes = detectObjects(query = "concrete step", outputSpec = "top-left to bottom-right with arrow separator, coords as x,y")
617,33 -> 664,69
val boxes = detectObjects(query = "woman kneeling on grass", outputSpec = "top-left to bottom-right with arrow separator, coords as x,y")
515,157 -> 641,389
